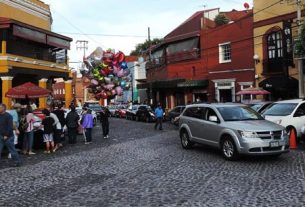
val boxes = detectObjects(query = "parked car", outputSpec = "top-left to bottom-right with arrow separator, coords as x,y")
167,105 -> 186,125
114,105 -> 127,118
126,105 -> 139,120
83,101 -> 102,119
179,103 -> 289,160
135,105 -> 156,122
262,99 -> 305,140
248,101 -> 273,113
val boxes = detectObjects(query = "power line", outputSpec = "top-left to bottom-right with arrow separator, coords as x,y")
54,32 -> 162,38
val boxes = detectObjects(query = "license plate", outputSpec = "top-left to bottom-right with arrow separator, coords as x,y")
270,141 -> 279,147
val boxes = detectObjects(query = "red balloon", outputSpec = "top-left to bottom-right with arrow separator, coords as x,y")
244,2 -> 249,9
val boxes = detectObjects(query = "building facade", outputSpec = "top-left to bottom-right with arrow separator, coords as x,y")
203,10 -> 255,103
0,0 -> 72,109
253,0 -> 302,100
145,8 -> 255,109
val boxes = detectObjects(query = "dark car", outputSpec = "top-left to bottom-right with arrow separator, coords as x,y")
135,105 -> 155,122
248,101 -> 272,113
167,105 -> 185,125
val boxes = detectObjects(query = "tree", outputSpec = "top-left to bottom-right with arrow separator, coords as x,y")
214,14 -> 230,26
294,25 -> 305,58
130,38 -> 163,56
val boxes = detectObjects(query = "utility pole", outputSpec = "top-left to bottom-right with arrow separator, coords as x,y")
148,27 -> 153,105
297,0 -> 304,98
76,40 -> 88,59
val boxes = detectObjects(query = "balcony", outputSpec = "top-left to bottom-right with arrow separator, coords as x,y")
262,58 -> 286,75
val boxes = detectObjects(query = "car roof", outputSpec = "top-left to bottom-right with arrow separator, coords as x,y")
274,99 -> 304,104
188,103 -> 245,108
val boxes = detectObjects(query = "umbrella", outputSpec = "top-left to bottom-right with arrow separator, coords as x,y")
6,82 -> 51,99
236,87 -> 270,95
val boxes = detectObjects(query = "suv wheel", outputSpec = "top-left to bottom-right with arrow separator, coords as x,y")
221,137 -> 238,161
180,130 -> 193,149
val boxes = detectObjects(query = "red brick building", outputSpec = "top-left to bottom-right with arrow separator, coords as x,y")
202,10 -> 255,102
145,8 -> 254,108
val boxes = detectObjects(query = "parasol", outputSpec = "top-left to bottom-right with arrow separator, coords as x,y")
6,82 -> 51,99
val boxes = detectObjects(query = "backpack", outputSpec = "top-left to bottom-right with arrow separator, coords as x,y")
19,116 -> 29,131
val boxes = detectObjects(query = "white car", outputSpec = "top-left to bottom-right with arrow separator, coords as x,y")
262,99 -> 305,138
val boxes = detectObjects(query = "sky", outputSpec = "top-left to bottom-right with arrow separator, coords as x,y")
42,0 -> 253,69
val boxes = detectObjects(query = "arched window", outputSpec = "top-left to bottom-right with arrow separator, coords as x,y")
267,31 -> 283,60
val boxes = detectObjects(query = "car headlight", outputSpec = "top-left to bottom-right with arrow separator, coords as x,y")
276,119 -> 282,125
238,131 -> 259,138
149,112 -> 155,116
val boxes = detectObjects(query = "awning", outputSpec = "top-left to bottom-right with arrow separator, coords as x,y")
177,79 -> 208,88
236,87 -> 270,95
259,76 -> 298,89
137,79 -> 185,89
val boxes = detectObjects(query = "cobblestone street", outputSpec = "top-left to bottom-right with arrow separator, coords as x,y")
1,118 -> 305,207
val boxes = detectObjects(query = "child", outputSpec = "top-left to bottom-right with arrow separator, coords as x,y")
81,107 -> 94,144
41,109 -> 55,153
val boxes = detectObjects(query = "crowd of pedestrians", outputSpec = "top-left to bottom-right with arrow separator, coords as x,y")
0,102 -> 112,167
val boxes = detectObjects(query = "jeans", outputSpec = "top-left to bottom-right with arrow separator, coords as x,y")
154,117 -> 163,130
85,128 -> 92,142
68,127 -> 77,144
0,135 -> 21,164
23,130 -> 34,152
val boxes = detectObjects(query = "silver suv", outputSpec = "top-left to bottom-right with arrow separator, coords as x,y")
179,103 -> 289,160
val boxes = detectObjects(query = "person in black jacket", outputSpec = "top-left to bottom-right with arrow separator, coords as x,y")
66,106 -> 79,144
52,104 -> 66,146
0,103 -> 21,167
100,107 -> 110,139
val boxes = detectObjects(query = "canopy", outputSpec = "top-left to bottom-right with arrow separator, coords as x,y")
236,87 -> 270,95
6,82 -> 50,99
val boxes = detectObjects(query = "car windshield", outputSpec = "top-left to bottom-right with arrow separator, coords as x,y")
262,103 -> 298,116
217,106 -> 264,121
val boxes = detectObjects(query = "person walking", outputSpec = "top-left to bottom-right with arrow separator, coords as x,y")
22,105 -> 36,155
154,103 -> 164,130
7,103 -> 21,158
49,111 -> 61,152
66,106 -> 79,144
100,107 -> 110,139
41,109 -> 55,153
81,108 -> 94,144
0,103 -> 21,167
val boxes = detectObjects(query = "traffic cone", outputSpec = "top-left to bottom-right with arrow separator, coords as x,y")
289,128 -> 297,149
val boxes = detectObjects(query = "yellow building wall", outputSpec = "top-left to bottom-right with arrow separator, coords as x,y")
253,0 -> 302,87
254,0 -> 298,22
0,1 -> 51,30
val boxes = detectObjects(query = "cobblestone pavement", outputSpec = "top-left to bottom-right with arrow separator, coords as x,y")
1,118 -> 305,207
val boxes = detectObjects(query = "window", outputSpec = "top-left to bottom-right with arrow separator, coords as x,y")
205,108 -> 219,122
183,107 -> 205,119
219,42 -> 231,63
267,32 -> 283,59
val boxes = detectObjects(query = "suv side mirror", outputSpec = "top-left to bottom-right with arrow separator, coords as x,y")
208,116 -> 218,122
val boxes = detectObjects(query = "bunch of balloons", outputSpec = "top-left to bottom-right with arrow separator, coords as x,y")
80,47 -> 131,100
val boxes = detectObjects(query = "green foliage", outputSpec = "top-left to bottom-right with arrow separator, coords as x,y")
294,26 -> 305,57
129,38 -> 163,56
214,14 -> 230,26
